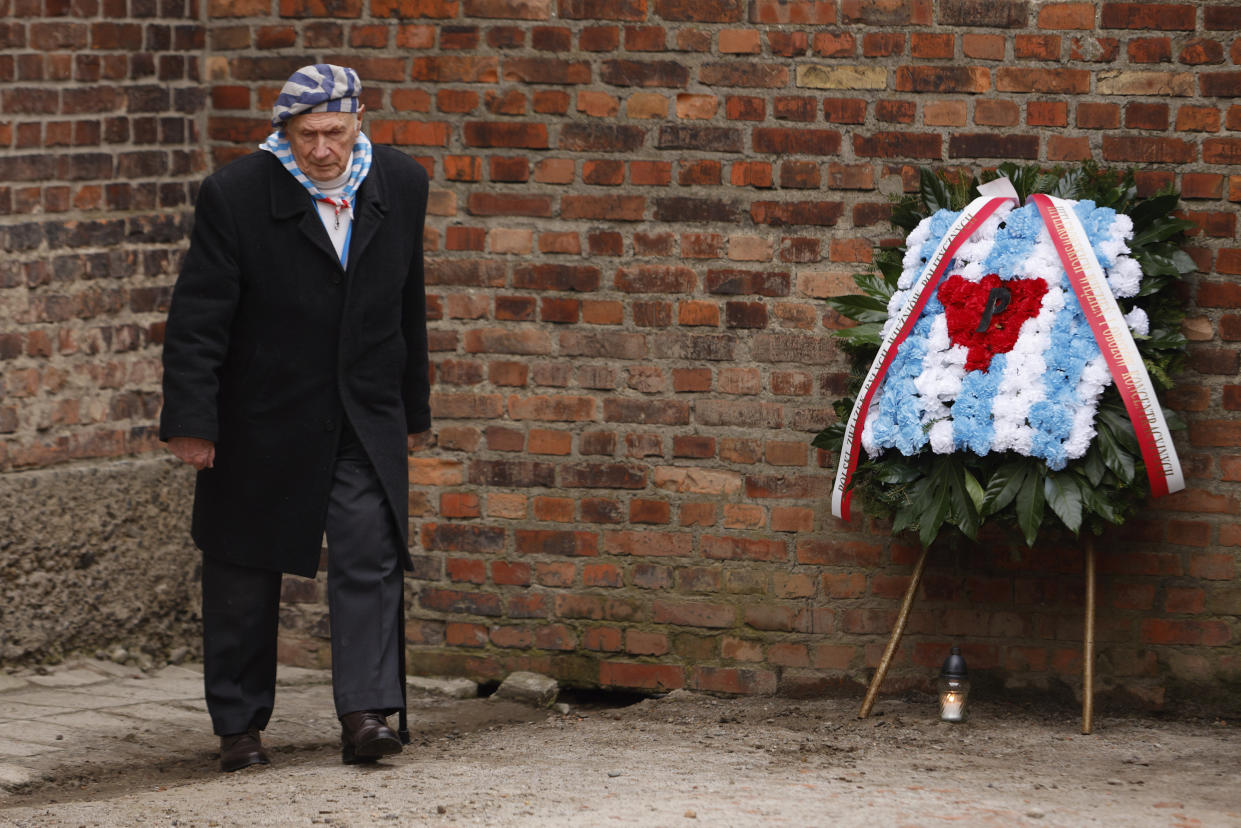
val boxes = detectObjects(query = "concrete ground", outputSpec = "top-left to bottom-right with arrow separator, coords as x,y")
0,659 -> 1238,827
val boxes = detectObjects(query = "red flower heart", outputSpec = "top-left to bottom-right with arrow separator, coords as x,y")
937,274 -> 1048,372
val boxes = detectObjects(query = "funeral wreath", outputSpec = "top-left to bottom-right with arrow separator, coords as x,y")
816,163 -> 1195,548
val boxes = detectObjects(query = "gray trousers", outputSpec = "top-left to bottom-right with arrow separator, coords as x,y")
201,423 -> 405,736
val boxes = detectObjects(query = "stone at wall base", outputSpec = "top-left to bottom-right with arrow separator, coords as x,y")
493,671 -> 559,707
407,675 -> 479,699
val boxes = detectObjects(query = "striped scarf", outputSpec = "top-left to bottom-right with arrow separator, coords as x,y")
260,129 -> 373,225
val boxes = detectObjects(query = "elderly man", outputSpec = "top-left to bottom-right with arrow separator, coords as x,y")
160,64 -> 431,771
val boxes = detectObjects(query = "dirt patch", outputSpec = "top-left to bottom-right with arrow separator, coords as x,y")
2,689 -> 1238,827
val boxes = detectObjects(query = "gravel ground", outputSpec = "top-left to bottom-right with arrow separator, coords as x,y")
0,663 -> 1238,827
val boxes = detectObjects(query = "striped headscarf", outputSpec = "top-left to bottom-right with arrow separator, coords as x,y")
270,64 -> 362,128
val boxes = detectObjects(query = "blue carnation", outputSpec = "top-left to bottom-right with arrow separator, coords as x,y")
1002,204 -> 1044,240
1073,200 -> 1120,268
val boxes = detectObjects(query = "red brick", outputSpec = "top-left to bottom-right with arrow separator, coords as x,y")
853,131 -> 941,159
875,99 -> 915,124
1038,2 -> 1095,29
751,0 -> 833,23
996,67 -> 1089,93
811,31 -> 855,57
463,121 -> 548,148
767,30 -> 809,57
1203,138 -> 1241,165
562,195 -> 646,221
1131,103 -> 1166,130
841,0 -> 931,25
1141,619 -> 1231,646
822,98 -> 867,124
583,626 -> 623,651
1015,33 -> 1059,60
773,96 -> 817,122
412,56 -> 498,82
896,65 -> 989,94
911,32 -> 953,58
726,95 -> 766,121
1101,3 -> 1196,31
655,0 -> 742,22
1027,100 -> 1068,127
975,99 -> 1020,127
1102,136 -> 1195,164
863,32 -> 904,57
599,661 -> 684,691
960,33 -> 1006,61
1128,37 -> 1172,64
653,599 -> 735,628
1176,105 -> 1221,133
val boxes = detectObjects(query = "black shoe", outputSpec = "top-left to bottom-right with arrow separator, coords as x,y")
219,729 -> 270,772
340,711 -> 403,764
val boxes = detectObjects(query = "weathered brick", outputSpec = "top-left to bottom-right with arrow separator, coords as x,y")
1101,2 -> 1195,31
700,62 -> 790,88
558,0 -> 645,19
1101,135 -> 1195,164
463,121 -> 548,148
796,64 -> 886,90
558,122 -> 646,153
841,0 -> 931,25
750,200 -> 844,227
995,66 -> 1089,93
656,125 -> 743,153
937,0 -> 1027,27
949,133 -> 1039,159
600,59 -> 689,88
654,0 -> 742,22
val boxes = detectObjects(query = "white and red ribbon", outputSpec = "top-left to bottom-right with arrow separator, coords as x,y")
1030,193 -> 1184,498
831,179 -> 1019,520
831,181 -> 1183,521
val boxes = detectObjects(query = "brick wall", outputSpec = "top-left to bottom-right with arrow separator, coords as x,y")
5,0 -> 1240,706
0,0 -> 206,468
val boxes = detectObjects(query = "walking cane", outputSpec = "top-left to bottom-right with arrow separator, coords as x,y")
397,578 -> 410,745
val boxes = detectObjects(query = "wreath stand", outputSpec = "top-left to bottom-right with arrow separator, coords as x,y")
857,536 -> 1097,734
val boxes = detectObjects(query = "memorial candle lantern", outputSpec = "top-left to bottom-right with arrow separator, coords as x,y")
938,646 -> 969,722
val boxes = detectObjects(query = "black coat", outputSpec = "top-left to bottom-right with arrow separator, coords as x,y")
160,147 -> 431,577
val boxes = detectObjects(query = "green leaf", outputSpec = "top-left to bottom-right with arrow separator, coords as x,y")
920,168 -> 952,215
1133,251 -> 1180,280
981,461 -> 1030,516
1080,446 -> 1107,487
876,462 -> 923,485
963,467 -> 985,512
853,271 -> 897,303
832,324 -> 882,347
1131,217 -> 1195,248
1016,469 -> 1046,547
1096,423 -> 1136,485
1097,405 -> 1140,454
1170,248 -> 1197,276
918,477 -> 951,548
826,292 -> 889,321
892,503 -> 918,536
811,427 -> 842,452
1082,483 -> 1122,524
1128,193 -> 1180,234
1044,473 -> 1083,535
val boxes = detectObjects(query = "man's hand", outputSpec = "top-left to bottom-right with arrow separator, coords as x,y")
407,430 -> 432,452
168,437 -> 216,470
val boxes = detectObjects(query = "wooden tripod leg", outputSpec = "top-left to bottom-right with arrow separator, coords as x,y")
859,545 -> 931,719
1082,536 -> 1096,735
